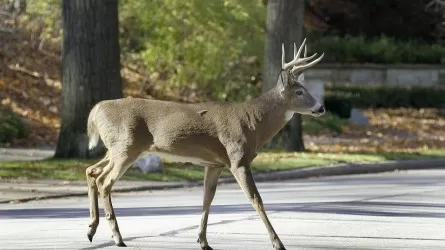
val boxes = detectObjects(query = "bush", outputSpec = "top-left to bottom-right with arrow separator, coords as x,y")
309,0 -> 442,43
325,86 -> 445,111
303,112 -> 347,135
309,35 -> 445,64
119,0 -> 265,102
324,96 -> 353,119
0,108 -> 27,143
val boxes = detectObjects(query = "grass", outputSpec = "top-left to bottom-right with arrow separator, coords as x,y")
302,112 -> 348,135
1,150 -> 444,182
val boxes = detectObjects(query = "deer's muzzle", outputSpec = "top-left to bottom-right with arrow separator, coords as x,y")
310,103 -> 325,116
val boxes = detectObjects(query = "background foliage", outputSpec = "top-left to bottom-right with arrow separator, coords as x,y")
0,107 -> 27,143
1,0 -> 445,153
8,0 -> 443,103
325,86 -> 445,119
309,35 -> 445,64
309,0 -> 443,42
119,0 -> 265,102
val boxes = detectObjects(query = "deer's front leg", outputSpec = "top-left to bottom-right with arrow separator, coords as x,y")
197,166 -> 223,250
230,165 -> 285,250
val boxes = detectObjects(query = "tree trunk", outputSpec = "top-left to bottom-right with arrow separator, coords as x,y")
55,0 -> 123,158
263,0 -> 306,151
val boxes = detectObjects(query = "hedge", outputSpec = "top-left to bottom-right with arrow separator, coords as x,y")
0,108 -> 27,143
310,35 -> 445,64
324,85 -> 445,118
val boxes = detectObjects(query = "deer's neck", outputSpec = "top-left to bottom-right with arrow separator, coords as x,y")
242,88 -> 292,148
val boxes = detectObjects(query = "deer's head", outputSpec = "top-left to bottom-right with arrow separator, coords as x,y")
276,38 -> 325,116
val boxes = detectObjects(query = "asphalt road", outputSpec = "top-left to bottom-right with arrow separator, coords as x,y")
1,169 -> 445,250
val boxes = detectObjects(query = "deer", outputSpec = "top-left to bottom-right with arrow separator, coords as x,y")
85,38 -> 325,250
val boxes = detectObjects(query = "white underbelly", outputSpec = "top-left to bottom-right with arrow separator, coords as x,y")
140,151 -> 213,166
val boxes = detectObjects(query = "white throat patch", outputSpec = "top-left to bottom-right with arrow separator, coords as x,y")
284,110 -> 295,122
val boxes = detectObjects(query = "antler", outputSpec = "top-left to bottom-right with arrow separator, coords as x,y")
281,38 -> 324,74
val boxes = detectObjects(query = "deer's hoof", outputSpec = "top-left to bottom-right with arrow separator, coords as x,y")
274,241 -> 286,250
87,234 -> 93,243
197,238 -> 213,250
275,245 -> 286,250
87,223 -> 98,243
116,241 -> 127,247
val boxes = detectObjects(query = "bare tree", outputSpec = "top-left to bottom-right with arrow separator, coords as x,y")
55,0 -> 123,158
263,0 -> 306,151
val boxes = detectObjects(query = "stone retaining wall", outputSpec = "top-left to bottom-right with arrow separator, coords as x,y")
305,64 -> 445,87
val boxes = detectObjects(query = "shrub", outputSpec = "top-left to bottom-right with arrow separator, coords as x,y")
303,112 -> 347,135
0,108 -> 27,143
309,0 -> 442,43
309,35 -> 445,64
325,85 -> 445,111
119,0 -> 265,102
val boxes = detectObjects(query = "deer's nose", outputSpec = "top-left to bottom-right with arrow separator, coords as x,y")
311,103 -> 325,116
318,105 -> 326,115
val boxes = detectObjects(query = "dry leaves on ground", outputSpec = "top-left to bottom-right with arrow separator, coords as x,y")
306,108 -> 445,154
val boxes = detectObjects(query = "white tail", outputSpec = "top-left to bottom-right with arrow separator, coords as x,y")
84,39 -> 325,249
87,105 -> 100,150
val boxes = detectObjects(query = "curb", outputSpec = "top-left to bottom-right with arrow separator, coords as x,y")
2,159 -> 445,204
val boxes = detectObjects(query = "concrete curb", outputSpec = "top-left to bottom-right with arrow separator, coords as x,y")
2,158 -> 445,204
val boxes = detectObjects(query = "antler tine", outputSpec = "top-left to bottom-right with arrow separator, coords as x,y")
296,52 -> 318,64
283,38 -> 323,71
291,53 -> 324,74
282,38 -> 307,70
294,38 -> 306,60
293,39 -> 307,59
281,43 -> 285,69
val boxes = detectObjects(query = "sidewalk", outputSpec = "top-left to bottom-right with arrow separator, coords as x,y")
0,179 -> 192,203
1,155 -> 445,204
0,147 -> 55,161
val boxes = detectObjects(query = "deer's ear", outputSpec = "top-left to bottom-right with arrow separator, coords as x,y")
297,73 -> 305,84
276,70 -> 289,92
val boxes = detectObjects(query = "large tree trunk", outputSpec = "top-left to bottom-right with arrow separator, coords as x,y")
55,0 -> 123,158
263,0 -> 306,151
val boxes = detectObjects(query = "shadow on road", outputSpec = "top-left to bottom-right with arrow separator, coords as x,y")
78,235 -> 154,250
1,200 -> 445,219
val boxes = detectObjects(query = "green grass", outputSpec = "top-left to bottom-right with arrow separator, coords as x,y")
1,150 -> 444,182
302,112 -> 348,134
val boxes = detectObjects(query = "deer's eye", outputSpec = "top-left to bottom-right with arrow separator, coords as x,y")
295,90 -> 303,96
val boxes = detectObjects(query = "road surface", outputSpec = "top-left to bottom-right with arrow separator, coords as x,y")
1,169 -> 445,249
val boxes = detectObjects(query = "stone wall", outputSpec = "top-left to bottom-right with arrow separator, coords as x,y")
305,64 -> 445,87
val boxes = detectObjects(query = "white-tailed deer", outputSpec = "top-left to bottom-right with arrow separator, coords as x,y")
85,38 -> 325,250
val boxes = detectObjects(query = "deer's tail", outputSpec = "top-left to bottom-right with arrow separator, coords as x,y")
87,105 -> 100,150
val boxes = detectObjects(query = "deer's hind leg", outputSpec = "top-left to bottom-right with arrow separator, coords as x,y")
95,147 -> 143,247
86,152 -> 110,242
